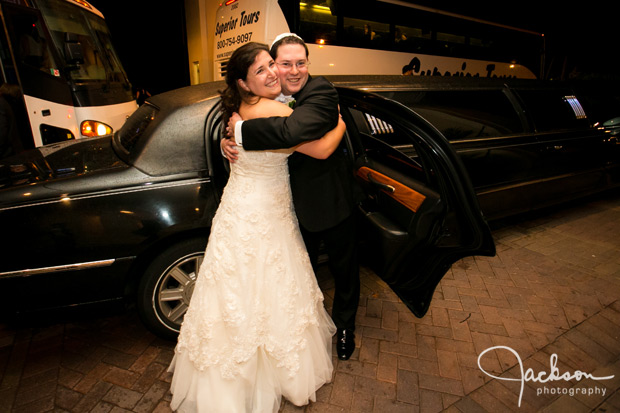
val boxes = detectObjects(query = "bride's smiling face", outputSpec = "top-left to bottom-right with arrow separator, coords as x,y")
238,50 -> 281,99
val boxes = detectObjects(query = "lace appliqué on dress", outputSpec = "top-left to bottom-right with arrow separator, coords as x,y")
174,148 -> 327,380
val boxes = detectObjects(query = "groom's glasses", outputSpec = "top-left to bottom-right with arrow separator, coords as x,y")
276,61 -> 310,70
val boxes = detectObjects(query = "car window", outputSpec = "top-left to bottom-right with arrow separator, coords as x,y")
115,103 -> 159,158
377,90 -> 524,140
348,106 -> 428,185
514,89 -> 590,131
573,87 -> 620,126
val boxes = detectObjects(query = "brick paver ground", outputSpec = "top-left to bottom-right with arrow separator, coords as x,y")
1,189 -> 620,412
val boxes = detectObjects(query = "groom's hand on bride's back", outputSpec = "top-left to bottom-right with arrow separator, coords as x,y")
221,138 -> 238,162
227,112 -> 242,139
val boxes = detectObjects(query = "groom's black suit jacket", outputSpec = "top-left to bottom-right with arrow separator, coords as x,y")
241,76 -> 358,232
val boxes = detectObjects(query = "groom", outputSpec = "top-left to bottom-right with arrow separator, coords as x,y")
222,34 -> 360,361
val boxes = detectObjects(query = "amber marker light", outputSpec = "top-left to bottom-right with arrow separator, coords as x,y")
81,120 -> 112,137
72,0 -> 92,9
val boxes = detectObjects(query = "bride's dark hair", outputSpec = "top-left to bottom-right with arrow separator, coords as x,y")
220,42 -> 270,122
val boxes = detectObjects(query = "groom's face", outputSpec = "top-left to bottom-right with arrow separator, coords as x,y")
274,44 -> 309,96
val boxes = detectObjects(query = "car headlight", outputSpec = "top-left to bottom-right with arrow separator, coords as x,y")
81,120 -> 113,137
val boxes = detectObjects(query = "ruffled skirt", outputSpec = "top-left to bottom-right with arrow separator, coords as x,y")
168,309 -> 335,412
168,148 -> 336,412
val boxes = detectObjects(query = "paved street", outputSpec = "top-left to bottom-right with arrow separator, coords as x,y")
2,189 -> 620,413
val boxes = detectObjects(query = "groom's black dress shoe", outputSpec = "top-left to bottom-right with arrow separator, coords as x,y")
337,329 -> 355,360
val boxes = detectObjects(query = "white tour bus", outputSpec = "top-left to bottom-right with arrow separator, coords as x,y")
213,0 -> 543,81
0,0 -> 137,150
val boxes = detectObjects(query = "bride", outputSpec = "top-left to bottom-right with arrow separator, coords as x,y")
168,42 -> 346,412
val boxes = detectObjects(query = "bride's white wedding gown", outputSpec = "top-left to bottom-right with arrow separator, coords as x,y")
168,147 -> 336,412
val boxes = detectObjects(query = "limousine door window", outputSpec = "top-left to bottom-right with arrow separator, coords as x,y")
514,89 -> 590,131
376,90 -> 525,141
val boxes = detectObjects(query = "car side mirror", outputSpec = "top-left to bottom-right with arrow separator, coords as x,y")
64,33 -> 84,65
603,117 -> 620,136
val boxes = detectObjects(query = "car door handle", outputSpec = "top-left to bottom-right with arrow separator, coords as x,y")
357,167 -> 426,212
367,172 -> 395,193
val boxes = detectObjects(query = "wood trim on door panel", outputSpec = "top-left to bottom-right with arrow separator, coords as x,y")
356,166 -> 426,212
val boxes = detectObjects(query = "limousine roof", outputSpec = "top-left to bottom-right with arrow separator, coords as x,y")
325,75 -> 620,126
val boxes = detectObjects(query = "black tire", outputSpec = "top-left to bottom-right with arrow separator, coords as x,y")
137,237 -> 207,340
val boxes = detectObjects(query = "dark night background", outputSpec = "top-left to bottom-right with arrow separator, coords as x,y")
88,1 -> 616,98
88,0 -> 190,96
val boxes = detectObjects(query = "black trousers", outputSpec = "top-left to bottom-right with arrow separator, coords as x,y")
300,213 -> 360,331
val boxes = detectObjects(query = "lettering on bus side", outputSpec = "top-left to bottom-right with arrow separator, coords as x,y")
239,10 -> 260,27
214,9 -> 260,38
216,32 -> 254,50
215,16 -> 238,38
409,57 -> 515,79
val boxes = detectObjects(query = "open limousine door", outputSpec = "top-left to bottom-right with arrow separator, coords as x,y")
338,88 -> 496,317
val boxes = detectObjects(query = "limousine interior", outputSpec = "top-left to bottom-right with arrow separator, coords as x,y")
328,76 -> 620,220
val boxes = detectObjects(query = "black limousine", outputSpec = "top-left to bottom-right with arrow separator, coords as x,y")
329,76 -> 620,220
1,76 -> 617,338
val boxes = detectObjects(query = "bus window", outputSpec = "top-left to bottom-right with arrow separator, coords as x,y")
91,25 -> 125,82
2,4 -> 74,106
8,10 -> 59,76
298,0 -> 337,45
0,0 -> 135,150
0,11 -> 20,85
36,0 -> 107,81
286,0 -> 541,78
0,11 -> 35,152
209,0 -> 540,80
393,24 -> 434,56
342,18 -> 390,50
